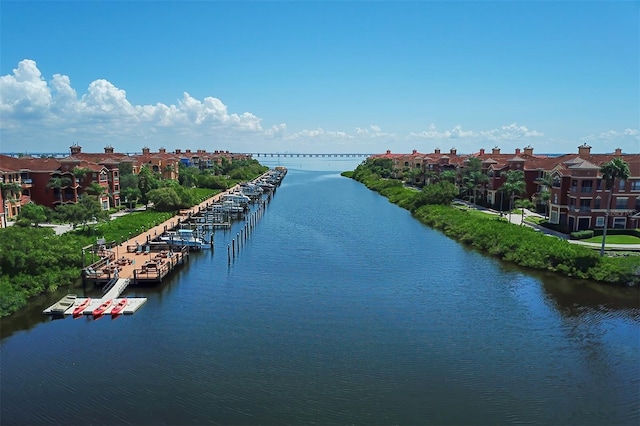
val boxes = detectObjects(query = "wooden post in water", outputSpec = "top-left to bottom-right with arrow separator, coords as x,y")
227,244 -> 230,264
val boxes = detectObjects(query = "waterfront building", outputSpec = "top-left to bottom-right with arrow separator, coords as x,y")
0,144 -> 253,227
371,144 -> 640,231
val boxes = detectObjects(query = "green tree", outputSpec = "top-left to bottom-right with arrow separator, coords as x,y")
599,158 -> 631,256
147,187 -> 182,211
118,161 -> 133,175
421,181 -> 458,205
73,166 -> 92,185
439,170 -> 457,184
137,167 -> 160,206
46,177 -> 71,204
17,203 -> 47,226
121,186 -> 141,209
0,182 -> 22,210
85,182 -> 105,200
403,167 -> 422,186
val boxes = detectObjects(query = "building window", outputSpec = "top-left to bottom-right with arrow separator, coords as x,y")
595,216 -> 604,227
615,197 -> 628,209
579,199 -> 591,212
404,162 -> 409,167
631,180 -> 640,191
619,179 -> 626,192
553,194 -> 558,204
596,179 -> 602,191
581,180 -> 593,193
553,176 -> 561,187
571,180 -> 577,193
594,197 -> 601,209
550,210 -> 559,224
613,217 -> 626,229
636,197 -> 640,211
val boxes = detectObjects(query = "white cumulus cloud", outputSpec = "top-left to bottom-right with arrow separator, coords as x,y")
580,128 -> 640,142
0,59 -> 52,117
0,59 -> 279,150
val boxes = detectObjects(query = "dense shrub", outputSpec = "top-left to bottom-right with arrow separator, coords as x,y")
571,230 -> 594,240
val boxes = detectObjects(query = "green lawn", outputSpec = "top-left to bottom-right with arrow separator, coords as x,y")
583,235 -> 640,245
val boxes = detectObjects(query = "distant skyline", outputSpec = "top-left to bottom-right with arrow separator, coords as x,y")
1,1 -> 638,155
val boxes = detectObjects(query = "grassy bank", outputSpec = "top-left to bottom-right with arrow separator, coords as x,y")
342,170 -> 640,287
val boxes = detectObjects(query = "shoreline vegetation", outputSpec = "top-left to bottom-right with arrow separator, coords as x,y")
342,161 -> 640,288
0,161 -> 269,318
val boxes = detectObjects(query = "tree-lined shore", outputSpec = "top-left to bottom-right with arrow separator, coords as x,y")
343,159 -> 640,287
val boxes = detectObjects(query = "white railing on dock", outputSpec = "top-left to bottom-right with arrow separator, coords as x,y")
103,278 -> 130,300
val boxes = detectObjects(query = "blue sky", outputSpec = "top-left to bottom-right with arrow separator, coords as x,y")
1,1 -> 638,155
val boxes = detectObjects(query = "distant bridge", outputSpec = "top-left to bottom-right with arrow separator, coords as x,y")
1,152 -> 375,159
242,153 -> 374,158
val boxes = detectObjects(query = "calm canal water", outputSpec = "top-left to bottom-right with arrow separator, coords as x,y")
1,162 -> 639,425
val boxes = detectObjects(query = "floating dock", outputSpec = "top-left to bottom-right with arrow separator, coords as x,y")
43,296 -> 146,316
43,278 -> 146,317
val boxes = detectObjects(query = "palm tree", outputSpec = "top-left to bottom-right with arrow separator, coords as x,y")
85,182 -> 106,201
535,173 -> 554,218
73,166 -> 92,185
46,177 -> 65,204
469,170 -> 489,205
0,181 -> 22,201
599,158 -> 631,256
439,170 -> 457,184
500,170 -> 526,222
461,157 -> 488,205
0,182 -> 22,219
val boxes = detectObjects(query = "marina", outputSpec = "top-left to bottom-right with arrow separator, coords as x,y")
42,167 -> 287,317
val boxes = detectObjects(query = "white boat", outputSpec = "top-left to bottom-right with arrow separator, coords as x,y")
160,229 -> 210,249
256,180 -> 275,190
222,192 -> 251,205
211,200 -> 245,214
239,182 -> 264,197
